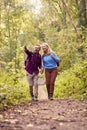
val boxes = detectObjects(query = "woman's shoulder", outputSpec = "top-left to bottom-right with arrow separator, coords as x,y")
42,54 -> 45,58
51,51 -> 56,55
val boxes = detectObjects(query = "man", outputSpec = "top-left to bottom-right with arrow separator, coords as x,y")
24,44 -> 42,101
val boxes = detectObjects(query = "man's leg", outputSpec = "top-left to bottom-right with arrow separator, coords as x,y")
33,74 -> 38,101
29,86 -> 33,98
26,72 -> 34,100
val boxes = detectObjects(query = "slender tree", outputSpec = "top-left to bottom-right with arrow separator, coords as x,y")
78,0 -> 87,27
61,0 -> 80,38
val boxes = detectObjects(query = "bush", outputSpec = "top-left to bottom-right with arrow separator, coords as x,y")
54,60 -> 87,100
0,71 -> 30,109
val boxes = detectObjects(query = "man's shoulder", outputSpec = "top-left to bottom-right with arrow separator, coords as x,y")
33,52 -> 41,57
38,53 -> 41,58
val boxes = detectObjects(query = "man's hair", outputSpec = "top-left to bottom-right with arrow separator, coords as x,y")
34,44 -> 41,48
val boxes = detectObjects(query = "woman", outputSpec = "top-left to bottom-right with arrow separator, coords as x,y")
41,43 -> 60,100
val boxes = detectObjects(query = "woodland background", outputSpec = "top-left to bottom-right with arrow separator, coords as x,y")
0,0 -> 87,108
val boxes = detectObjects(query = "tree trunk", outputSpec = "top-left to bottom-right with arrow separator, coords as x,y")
62,1 -> 67,28
85,0 -> 87,18
78,0 -> 87,27
61,0 -> 80,39
75,0 -> 79,10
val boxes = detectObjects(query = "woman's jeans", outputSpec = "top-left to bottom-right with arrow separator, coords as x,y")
45,67 -> 58,98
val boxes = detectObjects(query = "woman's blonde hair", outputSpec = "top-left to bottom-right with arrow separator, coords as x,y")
42,42 -> 52,54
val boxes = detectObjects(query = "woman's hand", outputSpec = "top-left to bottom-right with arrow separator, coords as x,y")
50,52 -> 55,59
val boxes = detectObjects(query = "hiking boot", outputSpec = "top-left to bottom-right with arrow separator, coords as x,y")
49,97 -> 53,100
33,96 -> 38,101
32,96 -> 34,101
48,93 -> 50,99
48,93 -> 53,100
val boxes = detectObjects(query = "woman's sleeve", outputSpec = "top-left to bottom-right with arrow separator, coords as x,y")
51,51 -> 60,62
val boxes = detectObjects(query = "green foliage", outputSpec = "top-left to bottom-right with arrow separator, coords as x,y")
78,0 -> 87,27
0,70 -> 30,109
0,0 -> 87,109
54,60 -> 87,100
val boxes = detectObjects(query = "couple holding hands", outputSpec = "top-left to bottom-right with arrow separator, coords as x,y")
24,43 -> 60,101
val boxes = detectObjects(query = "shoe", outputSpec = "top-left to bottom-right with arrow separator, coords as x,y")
32,96 -> 34,101
49,97 -> 53,100
48,96 -> 53,100
48,93 -> 50,99
33,96 -> 38,101
48,93 -> 53,100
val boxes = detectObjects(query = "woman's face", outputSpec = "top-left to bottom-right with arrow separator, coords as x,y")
42,45 -> 48,53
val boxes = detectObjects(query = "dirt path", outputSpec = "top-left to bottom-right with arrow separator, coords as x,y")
0,78 -> 87,130
38,78 -> 47,100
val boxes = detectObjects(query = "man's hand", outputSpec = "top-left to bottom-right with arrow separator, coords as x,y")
24,46 -> 27,51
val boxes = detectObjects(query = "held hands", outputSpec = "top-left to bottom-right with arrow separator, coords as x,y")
39,68 -> 44,74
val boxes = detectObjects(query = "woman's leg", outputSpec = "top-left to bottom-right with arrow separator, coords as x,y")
50,68 -> 58,99
45,69 -> 51,99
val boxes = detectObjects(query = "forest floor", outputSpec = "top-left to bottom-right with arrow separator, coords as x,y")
0,78 -> 87,130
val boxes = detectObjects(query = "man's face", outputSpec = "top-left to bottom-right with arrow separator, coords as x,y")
34,45 -> 41,52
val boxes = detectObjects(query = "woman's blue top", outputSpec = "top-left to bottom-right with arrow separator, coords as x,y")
42,51 -> 60,69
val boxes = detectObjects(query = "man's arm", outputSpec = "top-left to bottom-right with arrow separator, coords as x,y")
24,46 -> 32,56
24,46 -> 27,52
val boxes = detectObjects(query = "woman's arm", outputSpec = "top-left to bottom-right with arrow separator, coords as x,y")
50,51 -> 60,62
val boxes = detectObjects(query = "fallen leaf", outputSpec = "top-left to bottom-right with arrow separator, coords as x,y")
0,115 -> 3,121
27,123 -> 34,127
59,122 -> 63,126
4,119 -> 18,124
